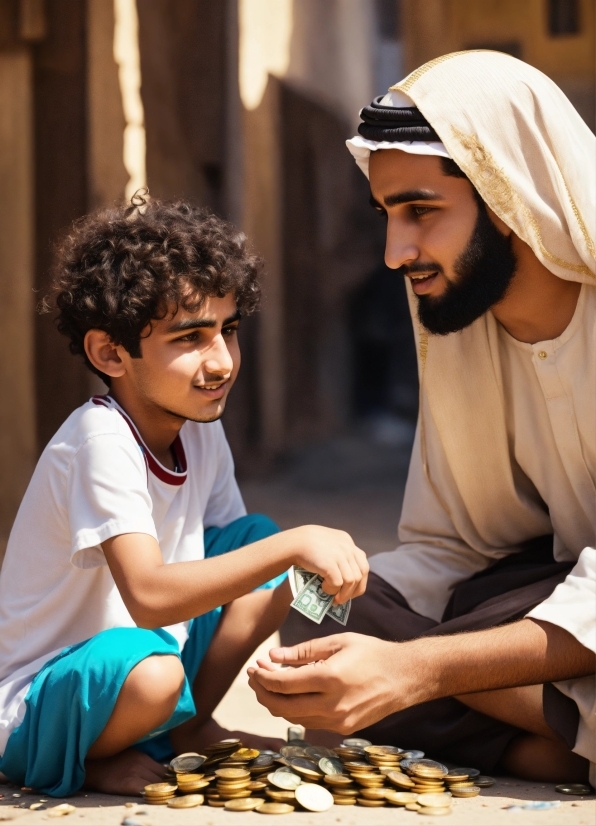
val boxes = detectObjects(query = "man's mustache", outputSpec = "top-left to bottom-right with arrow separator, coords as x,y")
399,262 -> 445,277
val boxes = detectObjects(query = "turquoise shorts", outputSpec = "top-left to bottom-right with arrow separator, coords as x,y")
0,514 -> 283,797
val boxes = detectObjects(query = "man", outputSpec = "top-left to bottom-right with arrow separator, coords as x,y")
248,51 -> 596,786
0,198 -> 368,796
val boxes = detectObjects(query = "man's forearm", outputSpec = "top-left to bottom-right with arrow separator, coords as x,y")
400,618 -> 595,710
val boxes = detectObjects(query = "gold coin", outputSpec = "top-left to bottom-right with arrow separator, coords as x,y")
333,796 -> 356,805
324,774 -> 353,786
144,782 -> 177,794
207,798 -> 226,807
176,772 -> 204,782
218,789 -> 252,799
450,785 -> 480,798
406,802 -> 422,811
142,798 -> 171,805
387,771 -> 415,789
417,806 -> 452,816
215,768 -> 250,779
224,798 -> 263,811
231,748 -> 260,760
248,780 -> 268,791
357,797 -> 385,807
445,772 -> 469,783
364,745 -> 402,756
417,793 -> 452,808
266,789 -> 295,801
360,787 -> 388,800
447,781 -> 474,789
385,790 -> 419,806
167,794 -> 204,808
256,802 -> 295,814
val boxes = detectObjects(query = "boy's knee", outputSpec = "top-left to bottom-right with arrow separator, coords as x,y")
124,655 -> 185,710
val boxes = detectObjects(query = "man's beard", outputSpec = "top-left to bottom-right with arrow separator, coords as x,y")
413,199 -> 517,336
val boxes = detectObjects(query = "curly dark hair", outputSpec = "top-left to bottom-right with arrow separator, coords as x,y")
41,193 -> 262,383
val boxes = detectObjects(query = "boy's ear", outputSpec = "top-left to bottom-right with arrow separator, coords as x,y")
84,330 -> 127,379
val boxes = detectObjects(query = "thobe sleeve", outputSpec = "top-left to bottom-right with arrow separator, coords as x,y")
369,423 -> 492,622
525,546 -> 596,772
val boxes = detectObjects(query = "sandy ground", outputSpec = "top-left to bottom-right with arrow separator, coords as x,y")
1,431 -> 594,824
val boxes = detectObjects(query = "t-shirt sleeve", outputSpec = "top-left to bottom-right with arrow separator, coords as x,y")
203,423 -> 247,529
526,545 -> 596,653
67,434 -> 158,569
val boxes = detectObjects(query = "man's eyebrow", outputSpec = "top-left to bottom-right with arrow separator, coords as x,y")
369,189 -> 445,209
166,309 -> 241,333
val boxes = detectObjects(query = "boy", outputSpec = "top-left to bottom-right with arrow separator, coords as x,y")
0,198 -> 368,797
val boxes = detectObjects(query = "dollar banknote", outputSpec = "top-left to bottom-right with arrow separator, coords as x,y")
289,566 -> 351,626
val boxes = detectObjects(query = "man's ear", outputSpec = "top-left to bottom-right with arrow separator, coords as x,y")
84,330 -> 127,379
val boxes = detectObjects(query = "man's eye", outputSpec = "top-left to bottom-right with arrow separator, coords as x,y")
412,205 -> 433,217
222,326 -> 239,338
178,332 -> 199,342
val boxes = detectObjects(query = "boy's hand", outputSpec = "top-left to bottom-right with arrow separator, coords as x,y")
290,525 -> 369,605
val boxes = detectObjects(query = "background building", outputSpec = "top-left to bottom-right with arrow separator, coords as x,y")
0,0 -> 594,565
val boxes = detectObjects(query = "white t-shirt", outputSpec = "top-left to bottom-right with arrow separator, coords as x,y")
0,395 -> 246,754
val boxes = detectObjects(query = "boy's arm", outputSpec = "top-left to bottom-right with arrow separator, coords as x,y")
102,525 -> 368,629
184,579 -> 292,729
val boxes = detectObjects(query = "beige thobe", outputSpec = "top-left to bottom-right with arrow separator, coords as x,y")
370,284 -> 596,776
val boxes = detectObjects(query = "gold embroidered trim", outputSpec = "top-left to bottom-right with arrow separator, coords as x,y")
562,178 -> 596,262
391,50 -> 494,93
451,126 -> 594,277
419,330 -> 429,372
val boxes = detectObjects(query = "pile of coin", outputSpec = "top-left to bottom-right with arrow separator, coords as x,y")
143,734 -> 491,815
142,782 -> 177,805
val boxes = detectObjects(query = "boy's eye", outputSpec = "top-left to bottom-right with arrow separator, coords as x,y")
222,325 -> 239,338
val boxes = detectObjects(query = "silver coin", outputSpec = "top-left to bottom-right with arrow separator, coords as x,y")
170,753 -> 206,773
304,746 -> 333,761
269,770 -> 302,791
400,750 -> 425,760
555,783 -> 594,796
260,750 -> 281,758
342,738 -> 372,748
319,757 -> 343,776
280,745 -> 308,760
410,759 -> 448,775
250,754 -> 274,769
450,767 -> 480,778
294,783 -> 334,813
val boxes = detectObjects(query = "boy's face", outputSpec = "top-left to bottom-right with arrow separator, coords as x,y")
121,291 -> 241,423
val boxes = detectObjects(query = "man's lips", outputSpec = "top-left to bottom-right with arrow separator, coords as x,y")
194,381 -> 229,400
408,272 -> 439,295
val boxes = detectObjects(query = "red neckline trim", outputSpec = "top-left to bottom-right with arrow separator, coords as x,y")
92,395 -> 187,486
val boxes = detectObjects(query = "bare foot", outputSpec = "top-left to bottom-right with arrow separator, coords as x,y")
84,748 -> 166,796
171,716 -> 285,756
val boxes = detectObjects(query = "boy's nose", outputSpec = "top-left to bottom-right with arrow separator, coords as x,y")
203,336 -> 234,377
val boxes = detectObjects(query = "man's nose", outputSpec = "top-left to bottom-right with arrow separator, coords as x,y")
384,223 -> 419,270
203,334 -> 234,376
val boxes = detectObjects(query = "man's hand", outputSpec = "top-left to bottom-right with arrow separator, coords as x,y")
290,526 -> 369,604
248,620 -> 595,736
247,634 -> 405,734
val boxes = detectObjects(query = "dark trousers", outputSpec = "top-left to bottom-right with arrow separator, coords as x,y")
281,537 -> 578,771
